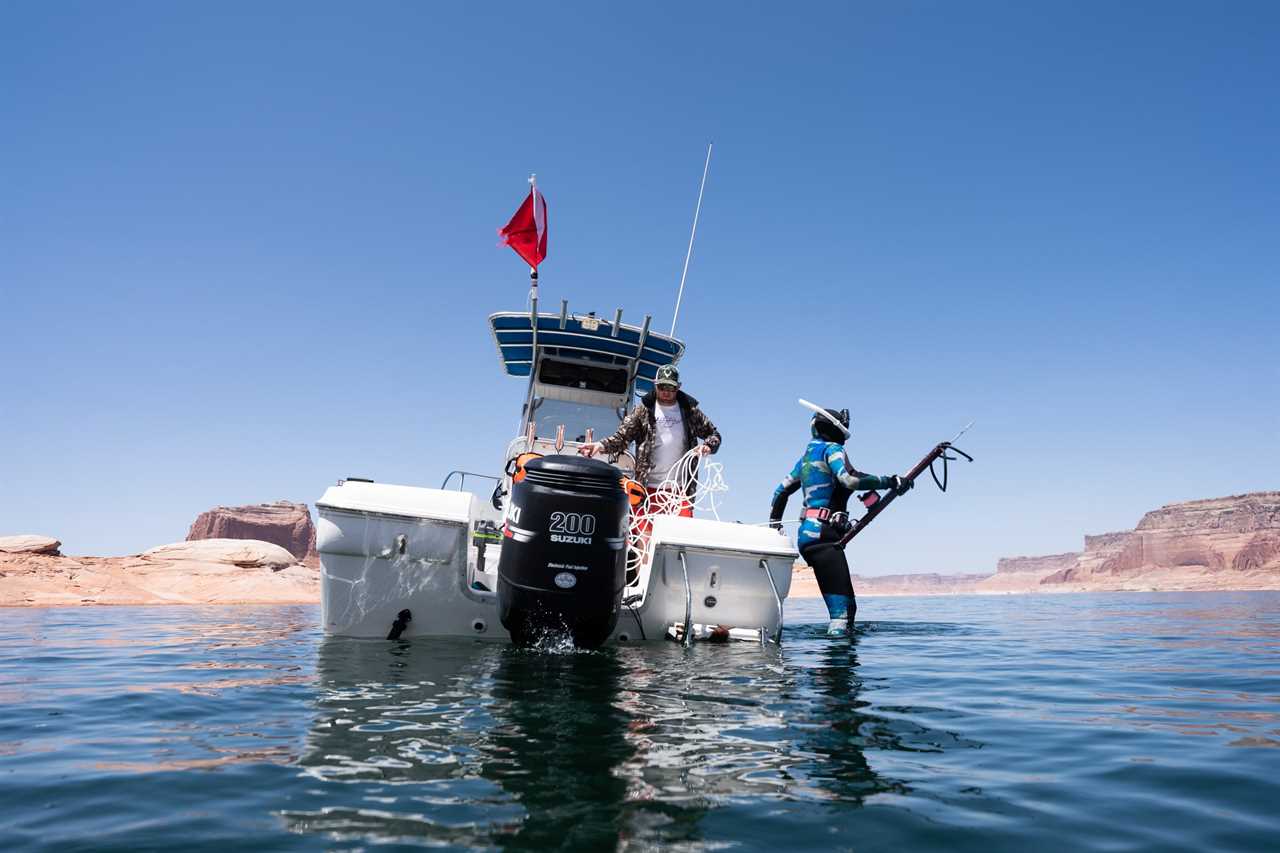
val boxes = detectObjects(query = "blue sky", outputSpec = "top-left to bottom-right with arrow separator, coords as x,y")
3,2 -> 1277,574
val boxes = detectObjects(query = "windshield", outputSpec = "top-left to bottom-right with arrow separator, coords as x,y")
538,359 -> 628,394
531,398 -> 622,443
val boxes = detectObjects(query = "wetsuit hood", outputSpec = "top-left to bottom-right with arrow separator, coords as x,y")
810,407 -> 850,443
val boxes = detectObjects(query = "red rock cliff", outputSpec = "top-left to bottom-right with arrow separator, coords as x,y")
1040,492 -> 1280,586
186,501 -> 318,566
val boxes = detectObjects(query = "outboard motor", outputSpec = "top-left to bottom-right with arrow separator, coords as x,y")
498,455 -> 628,648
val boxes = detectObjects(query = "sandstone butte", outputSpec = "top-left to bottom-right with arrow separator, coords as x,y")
2,493 -> 1278,607
187,501 -> 319,566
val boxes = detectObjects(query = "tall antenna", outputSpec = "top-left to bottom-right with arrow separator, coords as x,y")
670,142 -> 713,337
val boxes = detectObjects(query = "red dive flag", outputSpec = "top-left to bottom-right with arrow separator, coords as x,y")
498,187 -> 548,268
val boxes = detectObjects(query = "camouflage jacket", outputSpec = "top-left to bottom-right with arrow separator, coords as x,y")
599,390 -> 721,493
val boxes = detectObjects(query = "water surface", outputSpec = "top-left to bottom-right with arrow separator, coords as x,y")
2,593 -> 1278,851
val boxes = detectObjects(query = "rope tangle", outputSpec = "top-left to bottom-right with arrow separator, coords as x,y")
624,447 -> 728,577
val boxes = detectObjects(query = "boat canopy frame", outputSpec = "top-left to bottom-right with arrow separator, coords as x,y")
489,303 -> 685,403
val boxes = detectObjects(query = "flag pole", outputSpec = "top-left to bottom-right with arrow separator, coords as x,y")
528,173 -> 540,301
528,173 -> 539,366
670,142 -> 713,338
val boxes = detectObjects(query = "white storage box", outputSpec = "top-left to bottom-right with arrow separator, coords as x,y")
316,480 -> 481,638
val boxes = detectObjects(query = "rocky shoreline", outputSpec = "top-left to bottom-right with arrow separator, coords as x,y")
3,493 -> 1278,608
0,502 -> 320,608
0,538 -> 318,607
816,491 -> 1280,597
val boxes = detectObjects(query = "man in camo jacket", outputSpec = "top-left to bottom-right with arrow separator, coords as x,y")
579,364 -> 721,508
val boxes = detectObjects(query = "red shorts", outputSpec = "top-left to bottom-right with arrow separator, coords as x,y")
630,485 -> 693,545
644,485 -> 693,518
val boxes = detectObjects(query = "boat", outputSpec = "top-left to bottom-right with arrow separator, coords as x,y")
315,302 -> 796,646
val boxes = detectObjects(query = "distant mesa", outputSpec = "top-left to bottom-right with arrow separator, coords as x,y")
850,571 -> 990,596
789,491 -> 1280,597
995,552 -> 1078,575
186,501 -> 318,567
1034,492 -> 1280,589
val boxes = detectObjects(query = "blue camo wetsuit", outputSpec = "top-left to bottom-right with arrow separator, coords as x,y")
771,439 -> 896,626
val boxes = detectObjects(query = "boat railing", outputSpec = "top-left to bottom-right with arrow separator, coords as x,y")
502,434 -> 636,474
440,470 -> 502,492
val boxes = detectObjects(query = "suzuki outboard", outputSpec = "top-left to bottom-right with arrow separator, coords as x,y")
497,455 -> 627,648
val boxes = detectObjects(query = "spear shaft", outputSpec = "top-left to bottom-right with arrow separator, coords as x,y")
837,440 -> 972,547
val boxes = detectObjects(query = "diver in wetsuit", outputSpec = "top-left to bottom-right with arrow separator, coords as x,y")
769,405 -> 911,636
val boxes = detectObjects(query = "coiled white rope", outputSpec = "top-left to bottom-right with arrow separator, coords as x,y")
625,447 -> 728,576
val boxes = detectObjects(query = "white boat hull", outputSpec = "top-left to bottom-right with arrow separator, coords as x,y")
317,481 -> 795,644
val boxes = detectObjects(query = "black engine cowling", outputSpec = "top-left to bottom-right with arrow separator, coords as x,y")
497,455 -> 628,648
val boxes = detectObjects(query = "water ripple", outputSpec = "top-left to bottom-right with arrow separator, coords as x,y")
1,594 -> 1278,850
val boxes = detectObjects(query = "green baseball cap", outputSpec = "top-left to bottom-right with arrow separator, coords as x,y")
654,365 -> 681,388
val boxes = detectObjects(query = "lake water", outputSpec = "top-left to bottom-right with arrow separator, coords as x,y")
2,592 -> 1278,851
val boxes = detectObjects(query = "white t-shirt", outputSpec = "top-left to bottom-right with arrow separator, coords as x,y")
648,402 -> 686,486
